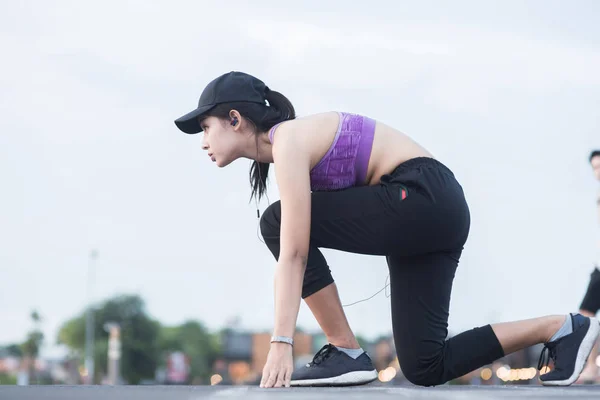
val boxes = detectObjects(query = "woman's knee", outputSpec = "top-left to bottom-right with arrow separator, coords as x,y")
398,348 -> 447,387
259,201 -> 282,238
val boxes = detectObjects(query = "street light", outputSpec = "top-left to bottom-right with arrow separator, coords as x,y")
84,249 -> 98,384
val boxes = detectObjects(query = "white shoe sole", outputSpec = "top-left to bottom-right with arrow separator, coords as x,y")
542,317 -> 600,386
290,370 -> 378,387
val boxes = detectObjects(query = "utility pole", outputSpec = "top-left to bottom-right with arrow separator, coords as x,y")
104,322 -> 121,385
84,249 -> 98,384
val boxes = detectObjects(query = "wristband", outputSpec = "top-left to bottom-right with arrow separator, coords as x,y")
270,336 -> 294,346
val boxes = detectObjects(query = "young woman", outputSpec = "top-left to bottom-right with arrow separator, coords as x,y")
174,71 -> 599,388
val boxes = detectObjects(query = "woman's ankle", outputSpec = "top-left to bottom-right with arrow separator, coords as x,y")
327,335 -> 360,349
579,309 -> 596,318
544,314 -> 568,343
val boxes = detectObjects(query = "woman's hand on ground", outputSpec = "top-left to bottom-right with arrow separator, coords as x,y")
260,342 -> 294,388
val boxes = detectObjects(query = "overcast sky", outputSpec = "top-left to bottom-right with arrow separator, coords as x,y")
1,0 -> 600,358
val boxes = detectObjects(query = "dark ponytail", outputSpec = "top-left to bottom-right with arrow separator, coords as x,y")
249,89 -> 295,201
203,88 -> 295,202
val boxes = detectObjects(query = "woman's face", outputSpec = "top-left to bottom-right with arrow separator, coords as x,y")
199,116 -> 242,168
592,155 -> 600,181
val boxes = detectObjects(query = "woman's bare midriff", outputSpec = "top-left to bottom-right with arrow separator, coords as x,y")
365,120 -> 434,185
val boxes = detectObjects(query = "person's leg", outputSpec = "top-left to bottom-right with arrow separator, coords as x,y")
579,267 -> 600,317
303,283 -> 360,349
388,251 -> 597,387
491,316 -> 565,354
260,198 -> 364,350
388,250 -> 504,386
260,184 -> 396,385
577,267 -> 600,382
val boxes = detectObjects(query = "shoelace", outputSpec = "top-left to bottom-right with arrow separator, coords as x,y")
537,341 -> 558,371
308,344 -> 336,367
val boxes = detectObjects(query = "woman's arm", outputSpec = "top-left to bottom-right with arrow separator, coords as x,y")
271,124 -> 312,339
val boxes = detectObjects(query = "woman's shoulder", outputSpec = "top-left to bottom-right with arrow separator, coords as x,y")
277,110 -> 370,130
293,111 -> 374,126
269,111 -> 376,147
289,111 -> 341,124
271,112 -> 366,162
269,111 -> 341,141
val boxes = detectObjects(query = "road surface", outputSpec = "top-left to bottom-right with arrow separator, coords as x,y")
1,385 -> 600,400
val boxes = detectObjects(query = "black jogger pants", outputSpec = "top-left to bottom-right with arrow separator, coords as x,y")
580,266 -> 600,315
259,157 -> 505,386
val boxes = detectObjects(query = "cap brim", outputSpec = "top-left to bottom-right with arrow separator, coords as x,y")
174,104 -> 216,134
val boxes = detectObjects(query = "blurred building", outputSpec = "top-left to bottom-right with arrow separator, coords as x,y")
0,350 -> 77,386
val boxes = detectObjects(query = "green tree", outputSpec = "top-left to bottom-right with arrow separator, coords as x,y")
158,320 -> 221,384
3,344 -> 23,357
21,331 -> 44,360
57,294 -> 160,384
0,373 -> 17,385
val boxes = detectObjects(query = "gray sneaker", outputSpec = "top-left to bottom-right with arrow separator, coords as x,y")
290,344 -> 378,387
538,313 -> 600,386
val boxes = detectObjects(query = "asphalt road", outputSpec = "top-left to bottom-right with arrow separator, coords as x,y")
1,385 -> 600,400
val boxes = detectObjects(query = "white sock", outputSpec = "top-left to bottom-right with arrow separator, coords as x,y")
549,314 -> 573,342
336,346 -> 364,359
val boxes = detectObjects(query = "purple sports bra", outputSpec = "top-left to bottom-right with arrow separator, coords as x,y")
268,112 -> 376,192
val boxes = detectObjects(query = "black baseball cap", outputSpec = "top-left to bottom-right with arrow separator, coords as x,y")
174,71 -> 268,134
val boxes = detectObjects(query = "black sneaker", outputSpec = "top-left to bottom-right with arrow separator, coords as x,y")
290,344 -> 378,387
538,313 -> 600,386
